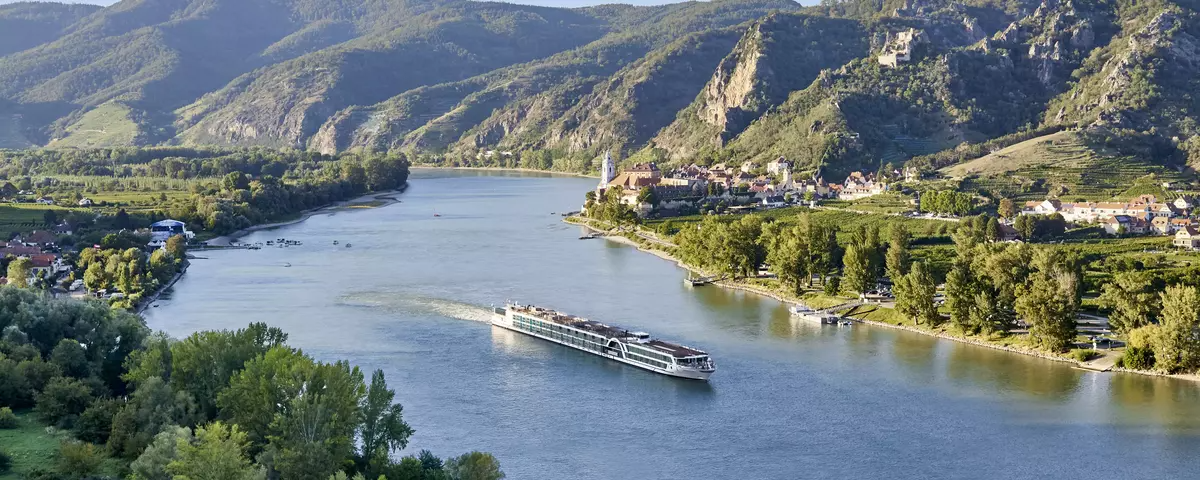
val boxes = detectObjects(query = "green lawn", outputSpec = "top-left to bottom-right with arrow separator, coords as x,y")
0,411 -> 67,480
0,204 -> 78,233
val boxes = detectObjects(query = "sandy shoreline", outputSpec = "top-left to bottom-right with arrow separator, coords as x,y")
568,217 -> 1195,383
205,188 -> 406,246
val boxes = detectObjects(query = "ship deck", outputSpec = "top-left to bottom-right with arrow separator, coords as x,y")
509,305 -> 708,358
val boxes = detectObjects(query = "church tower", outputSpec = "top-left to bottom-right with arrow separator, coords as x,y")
598,150 -> 616,191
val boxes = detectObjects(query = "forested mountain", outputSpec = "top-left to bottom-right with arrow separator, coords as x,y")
1,0 -> 1199,180
0,1 -> 99,57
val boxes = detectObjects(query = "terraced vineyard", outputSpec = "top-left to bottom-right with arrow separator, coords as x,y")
943,131 -> 1190,201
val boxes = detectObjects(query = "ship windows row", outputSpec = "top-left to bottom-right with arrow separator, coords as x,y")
514,315 -> 605,342
625,351 -> 670,369
626,345 -> 672,363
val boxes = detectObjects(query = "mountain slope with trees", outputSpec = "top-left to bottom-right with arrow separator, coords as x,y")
1,0 -> 1199,181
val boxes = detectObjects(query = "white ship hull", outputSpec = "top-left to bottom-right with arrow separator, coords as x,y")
492,308 -> 713,381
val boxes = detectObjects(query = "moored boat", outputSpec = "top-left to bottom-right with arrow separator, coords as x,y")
788,304 -> 841,325
492,303 -> 716,380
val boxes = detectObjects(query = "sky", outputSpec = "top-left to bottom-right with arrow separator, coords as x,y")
0,0 -> 690,6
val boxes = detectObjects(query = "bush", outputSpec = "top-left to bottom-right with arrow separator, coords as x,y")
1120,345 -> 1155,370
35,377 -> 93,426
0,448 -> 11,473
1068,349 -> 1099,362
0,406 -> 16,428
75,399 -> 121,444
57,441 -> 105,479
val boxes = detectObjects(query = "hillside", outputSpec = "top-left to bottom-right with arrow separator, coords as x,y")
0,1 -> 99,57
941,130 -> 1190,200
0,0 -> 1198,183
307,0 -> 799,155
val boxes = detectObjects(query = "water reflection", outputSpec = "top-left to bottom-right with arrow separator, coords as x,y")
145,170 -> 1200,478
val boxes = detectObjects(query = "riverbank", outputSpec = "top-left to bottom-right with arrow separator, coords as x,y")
567,216 -> 1192,382
412,165 -> 596,179
136,262 -> 188,314
206,187 -> 407,246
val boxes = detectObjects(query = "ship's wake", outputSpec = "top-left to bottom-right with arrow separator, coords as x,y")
338,292 -> 493,323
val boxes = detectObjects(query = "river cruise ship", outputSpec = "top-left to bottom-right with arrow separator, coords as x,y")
492,303 -> 716,380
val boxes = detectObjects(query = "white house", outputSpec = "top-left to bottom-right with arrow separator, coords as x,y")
766,157 -> 790,175
77,198 -> 93,206
1175,226 -> 1200,250
147,219 -> 195,248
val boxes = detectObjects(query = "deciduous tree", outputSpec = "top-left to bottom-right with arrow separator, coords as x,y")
167,422 -> 264,480
1151,285 -> 1200,373
1098,271 -> 1160,334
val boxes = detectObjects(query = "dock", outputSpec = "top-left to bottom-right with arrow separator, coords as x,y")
685,275 -> 724,287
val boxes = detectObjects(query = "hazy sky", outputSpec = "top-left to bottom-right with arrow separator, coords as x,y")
0,0 -> 693,6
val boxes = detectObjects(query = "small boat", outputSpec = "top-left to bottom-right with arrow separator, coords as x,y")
789,305 -> 840,325
284,263 -> 292,268
839,320 -> 853,327
333,240 -> 339,245
345,243 -> 352,248
434,213 -> 441,217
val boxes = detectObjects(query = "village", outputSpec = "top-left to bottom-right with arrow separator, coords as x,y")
588,152 -> 1200,250
588,152 -> 897,216
0,208 -> 193,305
1022,196 -> 1200,249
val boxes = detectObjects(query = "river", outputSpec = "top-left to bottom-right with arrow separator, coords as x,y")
144,169 -> 1200,479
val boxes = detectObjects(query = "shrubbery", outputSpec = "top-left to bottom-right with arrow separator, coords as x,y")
0,406 -> 16,428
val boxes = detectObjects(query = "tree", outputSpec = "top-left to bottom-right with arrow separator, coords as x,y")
6,257 -> 30,288
823,276 -> 840,296
1151,285 -> 1200,373
166,234 -> 187,261
985,216 -> 1001,242
115,208 -> 131,229
896,261 -> 938,325
944,262 -> 974,331
998,198 -> 1016,219
50,339 -> 90,379
84,261 -> 108,292
1018,267 -> 1080,352
1014,214 -> 1035,240
1098,271 -> 1160,334
358,370 -> 415,473
841,243 -> 871,296
43,209 -> 58,226
106,377 -> 203,459
636,186 -> 658,206
444,452 -> 505,480
35,377 -> 93,425
131,426 -> 193,480
174,323 -> 288,420
75,399 -> 122,444
167,422 -> 265,480
267,361 -> 366,480
762,224 -> 808,293
216,346 -> 312,449
885,224 -> 910,280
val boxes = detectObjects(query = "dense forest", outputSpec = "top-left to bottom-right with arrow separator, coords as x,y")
0,147 -> 411,235
0,289 -> 502,480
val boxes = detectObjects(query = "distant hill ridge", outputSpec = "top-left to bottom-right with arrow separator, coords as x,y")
0,0 -> 1198,181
